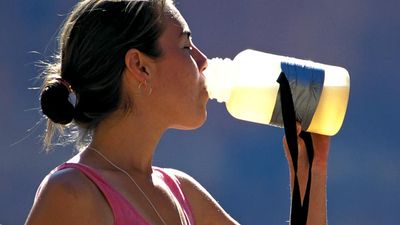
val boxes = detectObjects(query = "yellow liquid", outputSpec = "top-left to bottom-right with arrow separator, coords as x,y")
226,86 -> 280,125
226,86 -> 349,136
307,86 -> 349,135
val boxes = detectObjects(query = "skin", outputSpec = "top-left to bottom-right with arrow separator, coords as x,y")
284,125 -> 329,225
25,3 -> 329,225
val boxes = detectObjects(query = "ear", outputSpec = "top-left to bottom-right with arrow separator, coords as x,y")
124,49 -> 152,82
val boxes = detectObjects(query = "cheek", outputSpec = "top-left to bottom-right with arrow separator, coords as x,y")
152,73 -> 188,106
163,67 -> 198,96
152,53 -> 200,101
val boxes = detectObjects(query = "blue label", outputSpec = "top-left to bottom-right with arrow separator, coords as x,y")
270,62 -> 325,130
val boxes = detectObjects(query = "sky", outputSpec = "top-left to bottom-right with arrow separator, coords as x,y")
1,0 -> 399,225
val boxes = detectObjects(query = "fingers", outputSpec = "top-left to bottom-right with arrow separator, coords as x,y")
310,133 -> 331,146
283,122 -> 311,165
282,123 -> 306,159
283,122 -> 331,169
296,122 -> 302,136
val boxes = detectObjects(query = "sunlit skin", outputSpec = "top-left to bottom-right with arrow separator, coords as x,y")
25,2 -> 330,225
140,7 -> 209,130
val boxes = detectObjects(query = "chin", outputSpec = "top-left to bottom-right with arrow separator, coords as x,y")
171,110 -> 208,130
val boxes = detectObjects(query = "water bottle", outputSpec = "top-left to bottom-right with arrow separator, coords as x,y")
204,49 -> 350,136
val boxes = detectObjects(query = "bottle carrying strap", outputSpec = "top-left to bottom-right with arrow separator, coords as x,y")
277,72 -> 314,225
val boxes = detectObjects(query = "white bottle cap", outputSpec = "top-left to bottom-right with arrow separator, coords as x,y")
204,57 -> 237,103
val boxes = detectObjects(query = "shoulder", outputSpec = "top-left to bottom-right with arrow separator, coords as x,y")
163,168 -> 240,225
25,166 -> 113,225
36,167 -> 98,203
162,168 -> 209,204
162,168 -> 201,188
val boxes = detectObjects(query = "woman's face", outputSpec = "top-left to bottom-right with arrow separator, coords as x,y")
149,4 -> 209,130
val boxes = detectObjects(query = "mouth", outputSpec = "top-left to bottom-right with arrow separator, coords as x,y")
201,85 -> 209,99
199,74 -> 209,98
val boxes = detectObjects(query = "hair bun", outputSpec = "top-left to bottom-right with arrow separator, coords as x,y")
40,80 -> 75,125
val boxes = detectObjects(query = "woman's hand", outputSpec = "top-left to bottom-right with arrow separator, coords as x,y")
282,123 -> 330,225
283,123 -> 330,176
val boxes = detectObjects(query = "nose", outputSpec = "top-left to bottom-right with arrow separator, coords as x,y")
192,44 -> 208,73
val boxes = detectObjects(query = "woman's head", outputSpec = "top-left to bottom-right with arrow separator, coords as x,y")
40,0 -> 173,148
137,6 -> 209,130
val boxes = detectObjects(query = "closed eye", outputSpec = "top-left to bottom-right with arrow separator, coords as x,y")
181,30 -> 193,51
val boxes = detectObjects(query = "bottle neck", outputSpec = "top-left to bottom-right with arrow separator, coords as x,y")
204,57 -> 236,103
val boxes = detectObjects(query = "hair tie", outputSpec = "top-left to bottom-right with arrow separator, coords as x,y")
48,76 -> 73,93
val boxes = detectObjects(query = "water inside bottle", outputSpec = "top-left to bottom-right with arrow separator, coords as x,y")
225,85 -> 349,136
307,86 -> 349,135
226,86 -> 279,125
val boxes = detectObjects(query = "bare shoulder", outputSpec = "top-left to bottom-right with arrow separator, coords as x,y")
25,167 -> 113,225
164,168 -> 240,225
163,168 -> 201,189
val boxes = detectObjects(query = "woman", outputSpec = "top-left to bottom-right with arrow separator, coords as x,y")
25,0 -> 330,224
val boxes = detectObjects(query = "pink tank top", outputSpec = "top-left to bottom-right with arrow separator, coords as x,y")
54,163 -> 195,225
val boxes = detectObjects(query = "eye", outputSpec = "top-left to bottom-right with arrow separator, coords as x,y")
184,46 -> 193,51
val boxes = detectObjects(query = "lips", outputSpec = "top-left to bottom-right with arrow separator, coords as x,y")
199,74 -> 209,98
203,86 -> 209,94
199,84 -> 209,99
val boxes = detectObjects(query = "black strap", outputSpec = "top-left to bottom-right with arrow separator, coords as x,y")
277,72 -> 314,225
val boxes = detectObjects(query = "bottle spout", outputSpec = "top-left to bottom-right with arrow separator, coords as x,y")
204,57 -> 235,103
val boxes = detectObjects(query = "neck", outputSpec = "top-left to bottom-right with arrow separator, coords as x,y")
86,110 -> 166,175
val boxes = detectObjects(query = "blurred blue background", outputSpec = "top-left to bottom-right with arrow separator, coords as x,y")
1,0 -> 399,224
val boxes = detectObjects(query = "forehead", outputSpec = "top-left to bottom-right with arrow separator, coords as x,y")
163,4 -> 190,34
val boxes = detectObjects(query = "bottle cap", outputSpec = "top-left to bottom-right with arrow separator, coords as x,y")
204,57 -> 236,103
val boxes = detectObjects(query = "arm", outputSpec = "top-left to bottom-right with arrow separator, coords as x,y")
24,169 -> 112,225
283,126 -> 330,225
168,169 -> 240,225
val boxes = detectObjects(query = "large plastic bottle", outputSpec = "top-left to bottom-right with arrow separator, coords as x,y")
205,49 -> 350,136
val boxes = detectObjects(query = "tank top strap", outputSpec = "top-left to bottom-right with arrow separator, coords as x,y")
54,163 -> 150,225
152,167 -> 195,225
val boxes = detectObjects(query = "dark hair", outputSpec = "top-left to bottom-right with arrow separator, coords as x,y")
40,0 -> 171,149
